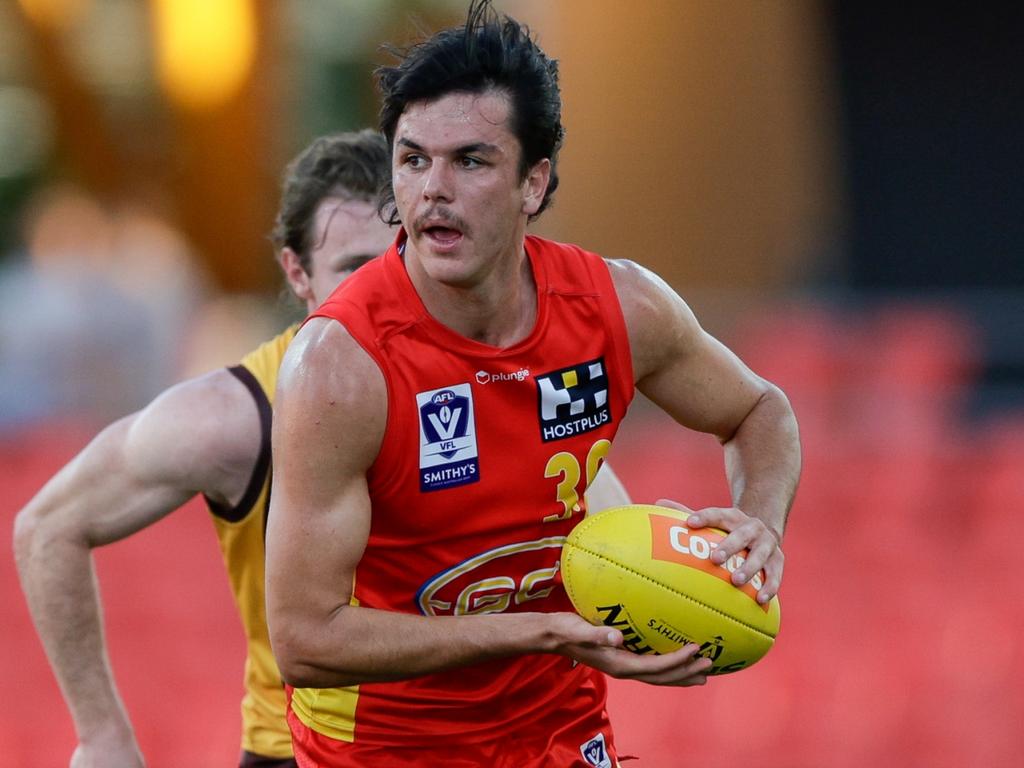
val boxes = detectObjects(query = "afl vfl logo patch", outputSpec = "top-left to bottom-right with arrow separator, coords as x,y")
417,383 -> 480,492
580,733 -> 612,768
535,358 -> 611,442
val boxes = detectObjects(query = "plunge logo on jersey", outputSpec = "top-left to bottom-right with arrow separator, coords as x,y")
417,383 -> 480,492
535,358 -> 611,443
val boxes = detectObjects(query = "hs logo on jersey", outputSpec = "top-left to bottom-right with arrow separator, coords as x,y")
416,383 -> 480,492
535,357 -> 611,442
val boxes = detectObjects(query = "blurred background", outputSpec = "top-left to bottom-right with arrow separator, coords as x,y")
2,1 -> 1022,765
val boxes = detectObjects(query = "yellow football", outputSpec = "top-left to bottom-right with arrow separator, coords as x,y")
561,504 -> 781,675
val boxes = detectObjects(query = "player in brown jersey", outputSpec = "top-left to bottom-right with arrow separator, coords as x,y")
13,130 -> 395,767
266,2 -> 801,766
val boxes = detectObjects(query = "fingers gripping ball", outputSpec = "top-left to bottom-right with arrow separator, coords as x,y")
561,504 -> 781,675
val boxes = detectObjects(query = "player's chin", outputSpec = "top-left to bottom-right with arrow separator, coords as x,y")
424,257 -> 481,289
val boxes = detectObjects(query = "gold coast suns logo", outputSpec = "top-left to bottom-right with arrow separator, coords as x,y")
416,538 -> 567,616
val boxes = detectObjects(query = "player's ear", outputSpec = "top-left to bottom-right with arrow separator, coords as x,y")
521,158 -> 551,217
279,247 -> 313,303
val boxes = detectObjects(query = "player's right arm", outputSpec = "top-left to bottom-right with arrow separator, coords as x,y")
12,369 -> 261,768
266,318 -> 625,689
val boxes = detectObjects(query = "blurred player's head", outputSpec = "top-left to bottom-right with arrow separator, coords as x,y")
376,0 -> 564,224
272,130 -> 394,309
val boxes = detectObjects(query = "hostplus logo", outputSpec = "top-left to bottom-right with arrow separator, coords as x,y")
535,357 -> 611,442
475,368 -> 530,385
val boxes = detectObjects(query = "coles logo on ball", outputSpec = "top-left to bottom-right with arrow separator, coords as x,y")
648,514 -> 766,608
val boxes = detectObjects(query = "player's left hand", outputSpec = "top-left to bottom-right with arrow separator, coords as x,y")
656,498 -> 784,605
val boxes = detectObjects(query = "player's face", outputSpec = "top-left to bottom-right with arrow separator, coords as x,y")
391,88 -> 548,289
305,196 -> 394,307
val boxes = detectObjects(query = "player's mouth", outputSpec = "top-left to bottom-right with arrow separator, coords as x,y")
415,213 -> 468,254
424,226 -> 462,249
420,225 -> 463,254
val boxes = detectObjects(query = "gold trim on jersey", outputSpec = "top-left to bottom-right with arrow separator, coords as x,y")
290,588 -> 362,742
290,686 -> 360,743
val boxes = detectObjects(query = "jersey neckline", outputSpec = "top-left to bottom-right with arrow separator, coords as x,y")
383,228 -> 550,360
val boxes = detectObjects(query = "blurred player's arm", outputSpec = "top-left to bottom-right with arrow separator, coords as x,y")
584,463 -> 631,513
266,318 -> 631,689
13,371 -> 261,768
608,259 -> 801,604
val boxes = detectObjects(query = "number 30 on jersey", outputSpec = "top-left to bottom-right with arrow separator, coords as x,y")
543,439 -> 611,523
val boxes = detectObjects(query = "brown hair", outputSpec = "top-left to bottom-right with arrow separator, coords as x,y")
271,130 -> 389,272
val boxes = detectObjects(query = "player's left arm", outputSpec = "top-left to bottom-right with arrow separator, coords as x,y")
607,259 -> 801,604
584,463 -> 631,514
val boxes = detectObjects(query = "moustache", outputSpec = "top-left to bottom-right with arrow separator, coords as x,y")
413,208 -> 470,236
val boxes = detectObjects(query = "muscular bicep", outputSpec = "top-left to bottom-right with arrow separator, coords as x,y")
19,370 -> 262,547
265,318 -> 387,655
641,326 -> 770,442
610,259 -> 770,443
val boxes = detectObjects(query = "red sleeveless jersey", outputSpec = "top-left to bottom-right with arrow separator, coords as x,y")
292,231 -> 634,766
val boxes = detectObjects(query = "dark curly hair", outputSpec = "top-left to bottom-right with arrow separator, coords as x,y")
375,0 -> 564,224
271,130 -> 389,273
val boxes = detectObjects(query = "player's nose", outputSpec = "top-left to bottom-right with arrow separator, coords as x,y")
423,160 -> 454,202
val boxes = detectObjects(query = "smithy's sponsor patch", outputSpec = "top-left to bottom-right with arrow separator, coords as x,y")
417,383 -> 479,492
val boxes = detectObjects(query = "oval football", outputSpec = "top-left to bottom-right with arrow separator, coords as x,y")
561,504 -> 781,675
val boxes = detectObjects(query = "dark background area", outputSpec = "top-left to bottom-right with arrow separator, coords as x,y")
831,3 -> 1023,414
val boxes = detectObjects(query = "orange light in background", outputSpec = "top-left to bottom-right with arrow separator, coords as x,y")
152,0 -> 256,111
16,0 -> 92,31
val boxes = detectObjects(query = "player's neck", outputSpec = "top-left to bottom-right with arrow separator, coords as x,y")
409,243 -> 537,348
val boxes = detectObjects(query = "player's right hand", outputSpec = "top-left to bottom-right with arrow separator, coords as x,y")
545,612 -> 712,687
571,638 -> 713,687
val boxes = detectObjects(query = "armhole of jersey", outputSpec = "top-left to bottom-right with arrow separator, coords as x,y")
593,256 -> 636,405
342,320 -> 397,490
205,365 -> 272,523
